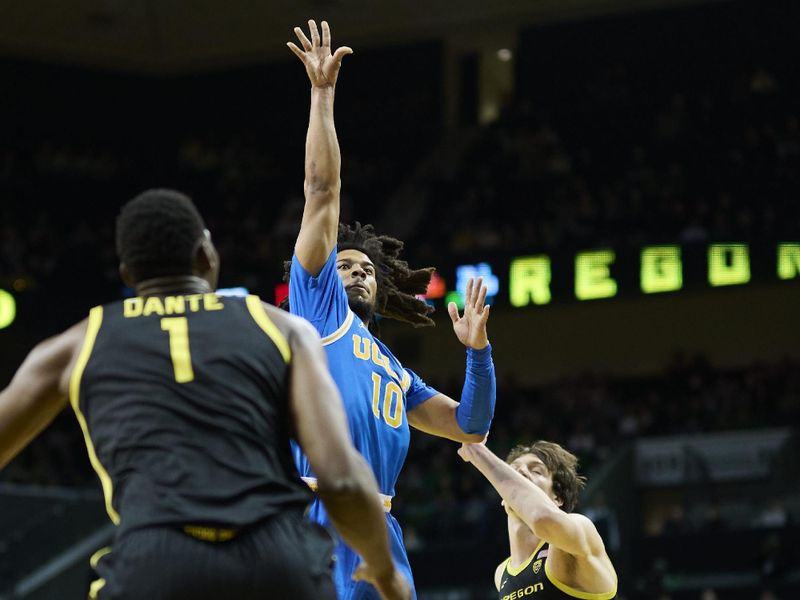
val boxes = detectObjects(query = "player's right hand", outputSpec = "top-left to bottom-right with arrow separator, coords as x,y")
287,20 -> 353,88
353,562 -> 412,600
448,276 -> 491,350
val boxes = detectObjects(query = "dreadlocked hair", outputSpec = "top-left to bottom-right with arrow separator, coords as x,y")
282,222 -> 435,327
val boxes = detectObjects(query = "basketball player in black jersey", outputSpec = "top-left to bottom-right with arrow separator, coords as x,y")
0,189 -> 410,600
458,441 -> 617,600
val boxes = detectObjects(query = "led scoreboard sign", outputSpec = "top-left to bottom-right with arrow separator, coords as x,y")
3,244 -> 796,332
422,243 -> 799,308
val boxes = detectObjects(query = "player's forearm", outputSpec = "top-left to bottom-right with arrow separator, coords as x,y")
0,389 -> 31,468
0,339 -> 71,469
455,344 -> 496,435
467,444 -> 558,530
0,387 -> 64,469
304,87 -> 341,197
317,452 -> 395,578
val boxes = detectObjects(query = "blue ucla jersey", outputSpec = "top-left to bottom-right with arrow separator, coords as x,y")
288,248 -> 438,496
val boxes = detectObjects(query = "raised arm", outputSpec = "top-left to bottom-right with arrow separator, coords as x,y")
0,322 -> 85,469
287,20 -> 352,276
458,443 -> 601,558
264,304 -> 408,600
407,277 -> 496,443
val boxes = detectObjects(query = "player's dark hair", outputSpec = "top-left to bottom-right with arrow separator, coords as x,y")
282,222 -> 435,328
506,441 -> 587,512
116,189 -> 206,283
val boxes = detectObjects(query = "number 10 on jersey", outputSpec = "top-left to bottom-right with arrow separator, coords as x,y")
371,373 -> 403,428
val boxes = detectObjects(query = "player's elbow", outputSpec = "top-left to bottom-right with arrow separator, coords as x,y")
315,452 -> 376,501
317,475 -> 361,501
304,177 -> 340,198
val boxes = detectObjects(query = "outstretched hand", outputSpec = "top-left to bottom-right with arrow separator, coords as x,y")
448,277 -> 491,350
457,443 -> 476,463
287,20 -> 353,88
457,439 -> 487,464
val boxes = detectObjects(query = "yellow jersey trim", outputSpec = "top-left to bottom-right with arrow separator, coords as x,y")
89,546 -> 111,569
245,296 -> 291,363
183,525 -> 238,542
88,577 -> 106,599
544,558 -> 617,600
505,539 -> 547,577
69,306 -> 120,525
320,310 -> 354,346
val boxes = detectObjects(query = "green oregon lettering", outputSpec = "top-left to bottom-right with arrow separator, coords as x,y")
480,242 -> 796,308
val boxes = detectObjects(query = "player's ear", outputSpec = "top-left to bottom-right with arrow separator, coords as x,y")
119,263 -> 135,289
193,231 -> 211,271
194,230 -> 220,284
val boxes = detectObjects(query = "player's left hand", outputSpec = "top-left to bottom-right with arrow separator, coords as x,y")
448,277 -> 490,350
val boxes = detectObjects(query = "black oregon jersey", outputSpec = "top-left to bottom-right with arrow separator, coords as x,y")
498,541 -> 617,600
69,293 -> 311,534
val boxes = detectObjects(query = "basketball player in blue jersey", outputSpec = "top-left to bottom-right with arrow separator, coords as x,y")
285,21 -> 497,599
458,441 -> 617,600
0,190 -> 410,600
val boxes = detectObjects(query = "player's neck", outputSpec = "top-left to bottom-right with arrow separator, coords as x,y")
136,276 -> 212,297
508,513 -> 540,566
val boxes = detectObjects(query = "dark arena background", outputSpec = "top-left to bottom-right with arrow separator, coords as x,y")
1,0 -> 799,598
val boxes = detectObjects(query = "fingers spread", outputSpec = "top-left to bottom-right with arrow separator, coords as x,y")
332,46 -> 354,64
308,19 -> 320,47
476,282 -> 488,309
321,20 -> 331,48
287,42 -> 305,61
447,301 -> 460,324
294,26 -> 312,51
472,277 -> 484,307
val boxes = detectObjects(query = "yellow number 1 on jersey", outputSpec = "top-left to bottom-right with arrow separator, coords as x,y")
161,317 -> 195,383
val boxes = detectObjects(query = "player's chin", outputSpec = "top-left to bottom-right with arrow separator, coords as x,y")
348,295 -> 375,322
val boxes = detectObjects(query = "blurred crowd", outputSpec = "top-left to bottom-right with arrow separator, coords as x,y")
1,3 -> 798,597
395,354 -> 799,548
4,353 -> 797,548
411,63 -> 799,265
2,37 -> 799,298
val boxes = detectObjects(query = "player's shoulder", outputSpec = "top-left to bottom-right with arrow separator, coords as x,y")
42,316 -> 92,359
18,316 -> 91,398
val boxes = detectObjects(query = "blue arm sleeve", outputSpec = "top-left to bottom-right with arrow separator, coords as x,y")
455,344 -> 496,435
